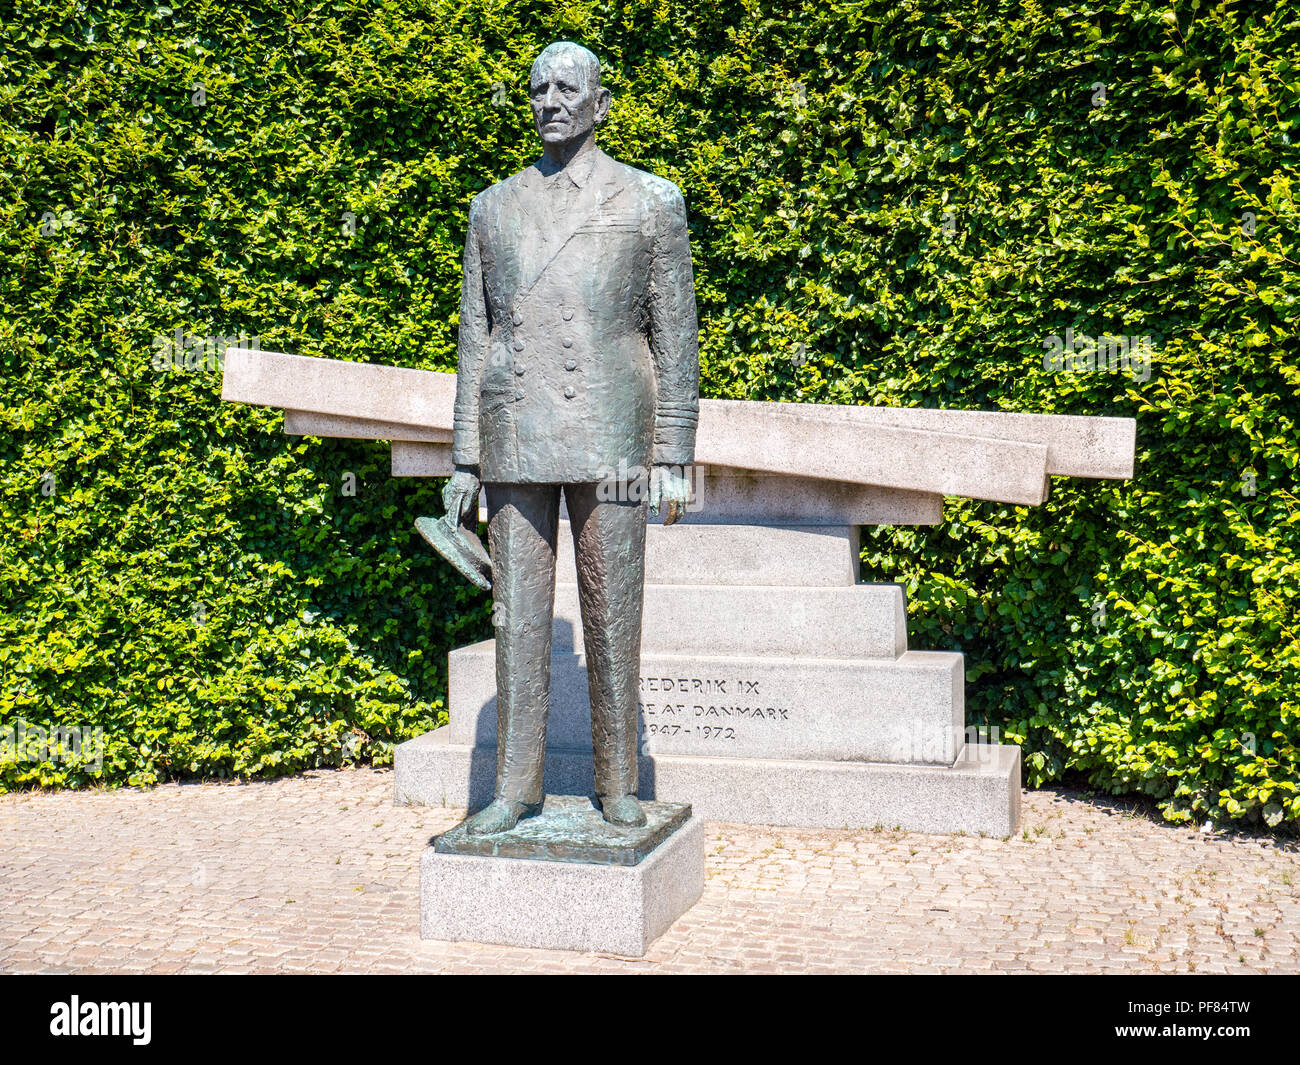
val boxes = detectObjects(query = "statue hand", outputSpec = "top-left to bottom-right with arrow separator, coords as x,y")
443,466 -> 481,524
648,464 -> 691,526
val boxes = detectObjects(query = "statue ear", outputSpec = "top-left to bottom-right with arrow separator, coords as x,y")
594,87 -> 611,126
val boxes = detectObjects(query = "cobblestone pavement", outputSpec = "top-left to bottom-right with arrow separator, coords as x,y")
1,767 -> 1297,974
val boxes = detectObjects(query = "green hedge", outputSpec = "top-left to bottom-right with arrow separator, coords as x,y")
2,0 -> 1297,829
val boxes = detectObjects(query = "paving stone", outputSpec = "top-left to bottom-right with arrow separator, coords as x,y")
0,767 -> 1296,973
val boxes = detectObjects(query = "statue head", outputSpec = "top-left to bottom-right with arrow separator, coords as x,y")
529,42 -> 610,155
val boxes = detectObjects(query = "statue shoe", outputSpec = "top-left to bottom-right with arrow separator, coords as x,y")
599,793 -> 647,828
465,798 -> 538,836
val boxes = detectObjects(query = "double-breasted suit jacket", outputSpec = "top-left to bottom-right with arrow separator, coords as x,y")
449,147 -> 699,806
452,148 -> 699,482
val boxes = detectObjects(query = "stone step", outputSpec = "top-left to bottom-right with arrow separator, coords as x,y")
556,520 -> 860,587
447,641 -> 964,765
394,729 -> 1021,837
553,582 -> 908,659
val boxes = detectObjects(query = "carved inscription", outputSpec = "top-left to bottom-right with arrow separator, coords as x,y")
637,675 -> 792,748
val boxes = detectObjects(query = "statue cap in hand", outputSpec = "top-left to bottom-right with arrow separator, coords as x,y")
415,466 -> 492,590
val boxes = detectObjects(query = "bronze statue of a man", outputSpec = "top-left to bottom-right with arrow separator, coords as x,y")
442,41 -> 700,835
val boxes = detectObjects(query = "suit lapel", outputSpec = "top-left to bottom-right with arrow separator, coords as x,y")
505,169 -> 548,291
514,152 -> 625,302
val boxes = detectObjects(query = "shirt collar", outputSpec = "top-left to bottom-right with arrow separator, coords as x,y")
566,148 -> 600,188
528,147 -> 601,189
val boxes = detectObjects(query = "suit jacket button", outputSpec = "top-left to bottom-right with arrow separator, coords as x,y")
515,364 -> 526,375
512,312 -> 523,326
562,338 -> 573,348
513,340 -> 524,351
515,391 -> 524,400
562,310 -> 574,321
565,359 -> 576,371
563,386 -> 576,399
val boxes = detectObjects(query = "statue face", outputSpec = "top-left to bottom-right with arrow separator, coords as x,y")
529,54 -> 609,149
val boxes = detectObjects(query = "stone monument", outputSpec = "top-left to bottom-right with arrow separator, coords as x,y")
218,42 -> 1138,955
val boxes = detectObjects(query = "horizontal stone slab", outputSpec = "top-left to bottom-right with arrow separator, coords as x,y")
382,404 -> 1047,505
739,400 -> 1136,480
285,410 -> 451,443
679,468 -> 944,526
421,807 -> 703,954
390,441 -> 457,477
225,350 -> 1100,504
252,347 -> 1130,483
395,729 -> 1021,836
223,349 -> 457,428
557,520 -> 859,587
694,402 -> 1050,505
553,582 -> 908,659
390,446 -> 945,526
447,641 -> 964,764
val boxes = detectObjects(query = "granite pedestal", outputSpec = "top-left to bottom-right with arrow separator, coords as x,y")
420,797 -> 704,955
396,506 -> 1022,837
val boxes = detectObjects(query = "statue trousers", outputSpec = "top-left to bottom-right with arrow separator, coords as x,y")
485,481 -> 647,805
